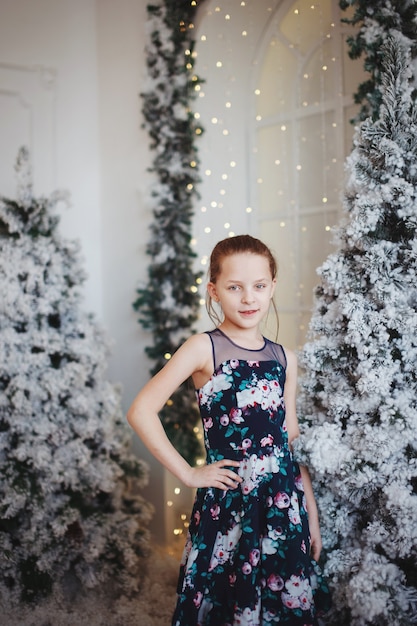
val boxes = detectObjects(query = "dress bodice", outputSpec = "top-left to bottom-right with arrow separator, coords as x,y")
196,329 -> 288,461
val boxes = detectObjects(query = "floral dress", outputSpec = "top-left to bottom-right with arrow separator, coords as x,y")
172,329 -> 331,626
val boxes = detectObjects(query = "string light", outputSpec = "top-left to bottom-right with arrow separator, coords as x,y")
192,0 -> 355,354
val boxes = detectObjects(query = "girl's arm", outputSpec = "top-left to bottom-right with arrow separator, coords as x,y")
283,347 -> 322,562
127,333 -> 242,491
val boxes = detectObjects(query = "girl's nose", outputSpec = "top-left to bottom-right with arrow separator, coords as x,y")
242,290 -> 255,303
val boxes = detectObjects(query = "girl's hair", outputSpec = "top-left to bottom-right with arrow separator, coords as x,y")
206,234 -> 279,336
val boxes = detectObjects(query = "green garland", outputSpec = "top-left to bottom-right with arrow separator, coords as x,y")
134,0 -> 205,465
340,0 -> 417,121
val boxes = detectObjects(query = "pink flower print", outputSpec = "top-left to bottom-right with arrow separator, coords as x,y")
274,491 -> 291,508
241,438 -> 252,450
203,417 -> 213,431
229,572 -> 236,586
236,386 -> 262,408
267,573 -> 284,591
220,414 -> 230,426
288,507 -> 301,525
230,359 -> 240,369
249,548 -> 260,567
210,504 -> 220,520
193,591 -> 203,608
230,408 -> 244,424
247,361 -> 260,367
260,434 -> 274,447
282,595 -> 300,610
266,496 -> 273,508
282,575 -> 313,611
299,591 -> 312,610
285,574 -> 308,597
194,510 -> 201,525
295,474 -> 304,491
242,561 -> 252,575
242,480 -> 256,495
301,539 -> 307,554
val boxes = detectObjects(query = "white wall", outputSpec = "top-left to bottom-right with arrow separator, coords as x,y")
0,0 -> 103,314
95,0 -> 166,542
0,0 -> 166,543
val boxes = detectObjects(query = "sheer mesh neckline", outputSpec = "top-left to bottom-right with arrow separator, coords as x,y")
215,328 -> 267,352
206,328 -> 287,372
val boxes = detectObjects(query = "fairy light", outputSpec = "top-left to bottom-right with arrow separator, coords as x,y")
192,0 -> 357,356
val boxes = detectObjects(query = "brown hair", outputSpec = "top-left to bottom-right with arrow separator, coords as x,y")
206,234 -> 279,336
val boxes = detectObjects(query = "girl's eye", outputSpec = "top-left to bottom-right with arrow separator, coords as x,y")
228,285 -> 240,291
256,284 -> 266,289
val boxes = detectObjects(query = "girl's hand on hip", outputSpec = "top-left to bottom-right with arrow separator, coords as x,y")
186,459 -> 242,490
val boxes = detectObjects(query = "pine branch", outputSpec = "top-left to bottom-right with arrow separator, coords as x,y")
134,1 -> 205,465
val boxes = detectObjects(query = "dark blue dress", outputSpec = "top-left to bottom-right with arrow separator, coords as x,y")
172,329 -> 330,625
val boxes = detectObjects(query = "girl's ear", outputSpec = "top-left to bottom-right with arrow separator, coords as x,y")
207,282 -> 219,302
271,278 -> 277,298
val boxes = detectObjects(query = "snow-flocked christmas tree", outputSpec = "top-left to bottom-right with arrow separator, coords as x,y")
295,37 -> 417,625
0,148 -> 153,611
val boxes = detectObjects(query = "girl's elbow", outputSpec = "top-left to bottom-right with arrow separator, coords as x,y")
126,400 -> 142,429
126,408 -> 135,429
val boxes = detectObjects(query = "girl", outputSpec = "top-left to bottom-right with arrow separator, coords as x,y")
127,234 -> 331,625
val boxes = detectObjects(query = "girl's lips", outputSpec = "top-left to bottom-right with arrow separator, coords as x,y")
239,309 -> 258,316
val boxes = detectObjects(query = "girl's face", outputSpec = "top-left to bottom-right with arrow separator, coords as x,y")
207,252 -> 276,332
